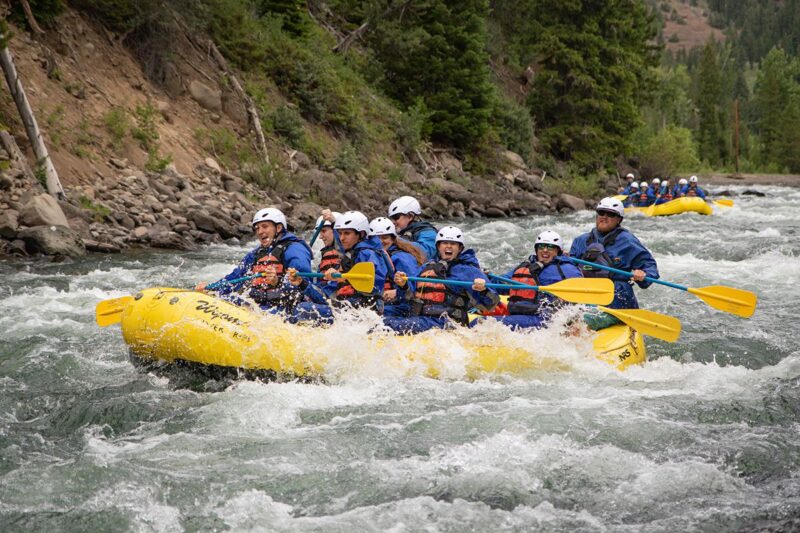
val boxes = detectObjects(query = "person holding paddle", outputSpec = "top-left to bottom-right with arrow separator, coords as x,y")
490,230 -> 584,330
569,197 -> 659,329
288,210 -> 388,323
195,207 -> 312,313
388,195 -> 438,260
369,217 -> 424,318
383,226 -> 499,334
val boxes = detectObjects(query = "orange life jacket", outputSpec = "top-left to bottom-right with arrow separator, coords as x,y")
251,243 -> 287,288
319,245 -> 341,273
411,260 -> 470,325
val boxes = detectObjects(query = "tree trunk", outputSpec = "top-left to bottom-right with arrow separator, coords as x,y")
19,0 -> 45,36
0,30 -> 64,199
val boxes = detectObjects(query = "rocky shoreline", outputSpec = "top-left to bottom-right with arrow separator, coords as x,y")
0,145 -> 596,259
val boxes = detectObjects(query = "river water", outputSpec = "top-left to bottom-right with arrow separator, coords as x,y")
1,185 -> 798,531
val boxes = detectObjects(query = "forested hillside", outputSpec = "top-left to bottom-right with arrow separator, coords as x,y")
4,0 -> 800,194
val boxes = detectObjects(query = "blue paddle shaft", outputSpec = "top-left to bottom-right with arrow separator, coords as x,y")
309,222 -> 324,247
207,270 -> 339,290
566,257 -> 687,291
403,275 -> 537,291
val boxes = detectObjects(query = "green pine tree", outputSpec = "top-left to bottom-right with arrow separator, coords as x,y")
522,0 -> 660,170
367,0 -> 494,149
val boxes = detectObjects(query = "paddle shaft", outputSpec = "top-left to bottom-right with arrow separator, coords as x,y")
566,257 -> 684,290
488,273 -> 562,293
403,275 -> 534,291
308,222 -> 325,247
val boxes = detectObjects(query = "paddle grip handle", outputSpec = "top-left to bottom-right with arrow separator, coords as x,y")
566,257 -> 688,292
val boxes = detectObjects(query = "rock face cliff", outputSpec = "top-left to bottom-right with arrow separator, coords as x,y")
0,10 -> 594,258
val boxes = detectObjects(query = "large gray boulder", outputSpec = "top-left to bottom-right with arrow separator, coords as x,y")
189,80 -> 222,111
0,209 -> 19,238
18,225 -> 85,256
20,194 -> 70,227
557,193 -> 587,212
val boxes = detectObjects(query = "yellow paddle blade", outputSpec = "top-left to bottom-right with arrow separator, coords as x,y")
645,204 -> 656,217
714,199 -> 734,207
95,296 -> 133,327
688,285 -> 757,318
341,261 -> 375,293
540,278 -> 615,305
612,194 -> 627,201
598,306 -> 681,342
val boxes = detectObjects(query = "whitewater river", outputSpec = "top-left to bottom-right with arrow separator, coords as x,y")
1,185 -> 798,531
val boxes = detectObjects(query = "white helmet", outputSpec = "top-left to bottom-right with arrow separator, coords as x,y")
596,197 -> 625,218
388,195 -> 422,217
689,175 -> 698,183
652,177 -> 661,185
314,211 -> 342,229
368,217 -> 397,237
662,178 -> 669,185
679,178 -> 688,185
334,211 -> 370,234
639,181 -> 648,189
535,230 -> 563,250
625,172 -> 635,179
630,182 -> 639,189
252,207 -> 286,228
435,225 -> 465,245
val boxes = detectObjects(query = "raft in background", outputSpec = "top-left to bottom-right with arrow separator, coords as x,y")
626,197 -> 714,217
117,288 -> 646,381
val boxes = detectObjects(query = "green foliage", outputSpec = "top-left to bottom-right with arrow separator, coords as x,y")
518,0 -> 660,170
751,47 -> 800,172
145,149 -> 173,172
131,104 -> 161,152
634,125 -> 701,177
694,41 -> 729,166
103,108 -> 129,150
79,196 -> 112,222
332,141 -> 361,174
394,100 -> 429,157
194,127 -> 248,169
490,96 -> 534,162
364,0 -> 495,148
255,0 -> 308,36
269,105 -> 305,148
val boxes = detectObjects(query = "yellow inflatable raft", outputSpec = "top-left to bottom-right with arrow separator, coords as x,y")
625,196 -> 713,217
117,288 -> 646,380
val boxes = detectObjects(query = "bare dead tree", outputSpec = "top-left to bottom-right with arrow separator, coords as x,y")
18,0 -> 44,36
0,24 -> 64,198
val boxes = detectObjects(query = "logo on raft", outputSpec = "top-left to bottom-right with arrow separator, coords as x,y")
195,300 -> 250,327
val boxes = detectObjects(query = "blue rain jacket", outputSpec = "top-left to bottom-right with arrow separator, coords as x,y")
398,220 -> 438,261
568,227 -> 659,309
383,244 -> 420,317
680,184 -> 707,199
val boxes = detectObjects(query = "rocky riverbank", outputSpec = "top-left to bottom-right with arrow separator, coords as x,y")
0,144 -> 596,259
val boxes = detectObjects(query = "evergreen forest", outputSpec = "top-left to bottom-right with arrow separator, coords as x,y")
9,0 -> 800,185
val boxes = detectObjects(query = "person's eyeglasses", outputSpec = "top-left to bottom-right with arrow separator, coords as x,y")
389,214 -> 404,221
536,244 -> 558,251
596,210 -> 620,218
